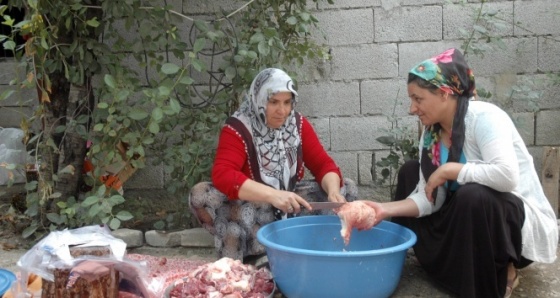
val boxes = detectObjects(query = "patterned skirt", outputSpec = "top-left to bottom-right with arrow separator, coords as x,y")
188,179 -> 358,260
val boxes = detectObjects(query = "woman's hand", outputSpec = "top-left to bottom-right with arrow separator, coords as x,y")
321,172 -> 346,203
361,200 -> 386,227
328,191 -> 346,203
425,162 -> 464,202
269,189 -> 312,214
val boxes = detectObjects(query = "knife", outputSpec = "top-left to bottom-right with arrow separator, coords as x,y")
308,202 -> 346,210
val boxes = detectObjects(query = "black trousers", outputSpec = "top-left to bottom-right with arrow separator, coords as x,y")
392,160 -> 528,298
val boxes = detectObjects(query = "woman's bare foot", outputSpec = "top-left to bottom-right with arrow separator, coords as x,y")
504,262 -> 519,298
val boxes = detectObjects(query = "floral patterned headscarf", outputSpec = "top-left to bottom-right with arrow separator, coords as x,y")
409,48 -> 476,197
232,68 -> 300,191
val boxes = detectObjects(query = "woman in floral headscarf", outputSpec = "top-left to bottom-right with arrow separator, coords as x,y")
358,49 -> 558,297
189,68 -> 357,262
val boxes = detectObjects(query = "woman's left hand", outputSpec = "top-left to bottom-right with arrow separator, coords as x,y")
425,162 -> 463,202
328,191 -> 346,203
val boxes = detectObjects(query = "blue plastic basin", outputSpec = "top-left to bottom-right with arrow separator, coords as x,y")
256,215 -> 416,298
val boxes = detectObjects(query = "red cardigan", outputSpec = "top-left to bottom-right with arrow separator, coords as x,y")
211,116 -> 342,199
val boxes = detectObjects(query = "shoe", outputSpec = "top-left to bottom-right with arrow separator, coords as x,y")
504,271 -> 519,298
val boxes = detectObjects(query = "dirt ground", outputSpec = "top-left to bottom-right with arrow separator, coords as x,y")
2,240 -> 559,297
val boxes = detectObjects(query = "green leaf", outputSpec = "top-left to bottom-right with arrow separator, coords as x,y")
249,32 -> 265,44
286,16 -> 298,25
148,121 -> 160,134
193,38 -> 206,53
128,109 -> 149,120
161,63 -> 180,75
169,98 -> 181,114
98,102 -> 109,109
225,66 -> 236,79
191,59 -> 204,72
108,195 -> 125,206
46,213 -> 61,224
82,196 -> 99,207
86,17 -> 100,27
0,89 -> 15,101
257,41 -> 270,55
104,74 -> 117,89
376,136 -> 395,145
153,220 -> 165,230
158,85 -> 171,97
179,76 -> 194,85
152,107 -> 163,121
3,40 -> 16,50
193,19 -> 208,32
109,217 -> 121,230
88,204 -> 101,217
116,210 -> 133,221
22,225 -> 38,239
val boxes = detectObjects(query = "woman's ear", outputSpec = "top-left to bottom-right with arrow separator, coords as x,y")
441,91 -> 449,101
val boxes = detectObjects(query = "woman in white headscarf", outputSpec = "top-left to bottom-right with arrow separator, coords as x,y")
189,68 -> 357,261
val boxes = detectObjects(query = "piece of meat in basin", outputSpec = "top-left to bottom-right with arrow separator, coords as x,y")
335,201 -> 376,246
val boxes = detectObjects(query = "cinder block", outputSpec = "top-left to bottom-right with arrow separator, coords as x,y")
511,112 -> 535,146
332,43 -> 398,81
467,37 -> 538,76
125,161 -> 165,189
527,146 -> 544,176
443,2 -> 513,40
536,110 -> 560,146
358,151 -> 374,186
361,79 -> 409,116
374,6 -> 442,42
0,61 -> 26,84
312,0 -> 380,10
399,41 -> 462,77
298,81 -> 360,117
538,37 -> 560,73
307,117 -> 331,149
331,115 -> 417,151
536,111 -> 560,146
506,74 -> 560,112
514,0 -> 560,36
170,0 -> 245,14
0,106 -> 32,128
0,85 -> 36,107
313,9 -> 374,46
329,151 -> 359,183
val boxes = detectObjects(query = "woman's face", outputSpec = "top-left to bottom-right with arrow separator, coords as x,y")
407,82 -> 447,126
266,91 -> 293,129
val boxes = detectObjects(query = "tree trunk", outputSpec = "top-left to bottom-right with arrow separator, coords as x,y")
55,83 -> 93,207
37,72 -> 69,217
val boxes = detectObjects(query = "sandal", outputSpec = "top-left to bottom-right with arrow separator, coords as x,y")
504,271 -> 519,298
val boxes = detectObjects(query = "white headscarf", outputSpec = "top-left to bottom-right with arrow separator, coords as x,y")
232,68 -> 300,190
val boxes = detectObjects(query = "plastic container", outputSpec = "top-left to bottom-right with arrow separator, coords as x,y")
0,268 -> 16,296
256,215 -> 417,298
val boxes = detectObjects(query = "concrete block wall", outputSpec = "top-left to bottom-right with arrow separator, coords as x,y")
1,0 -> 559,199
295,0 -> 560,194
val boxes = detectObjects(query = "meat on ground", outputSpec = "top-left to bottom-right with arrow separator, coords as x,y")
335,201 -> 376,246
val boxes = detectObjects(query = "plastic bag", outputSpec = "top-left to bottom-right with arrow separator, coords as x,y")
15,225 -> 163,297
0,127 -> 30,185
16,225 -> 127,282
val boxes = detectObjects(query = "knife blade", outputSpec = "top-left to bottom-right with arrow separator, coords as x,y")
308,202 -> 346,210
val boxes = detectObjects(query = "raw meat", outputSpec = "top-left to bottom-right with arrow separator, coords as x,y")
335,201 -> 376,246
167,257 -> 274,298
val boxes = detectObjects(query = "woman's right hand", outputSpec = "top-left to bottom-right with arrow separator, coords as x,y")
269,189 -> 312,214
362,200 -> 387,227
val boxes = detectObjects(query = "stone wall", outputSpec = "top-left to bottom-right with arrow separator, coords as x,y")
1,0 -> 559,201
